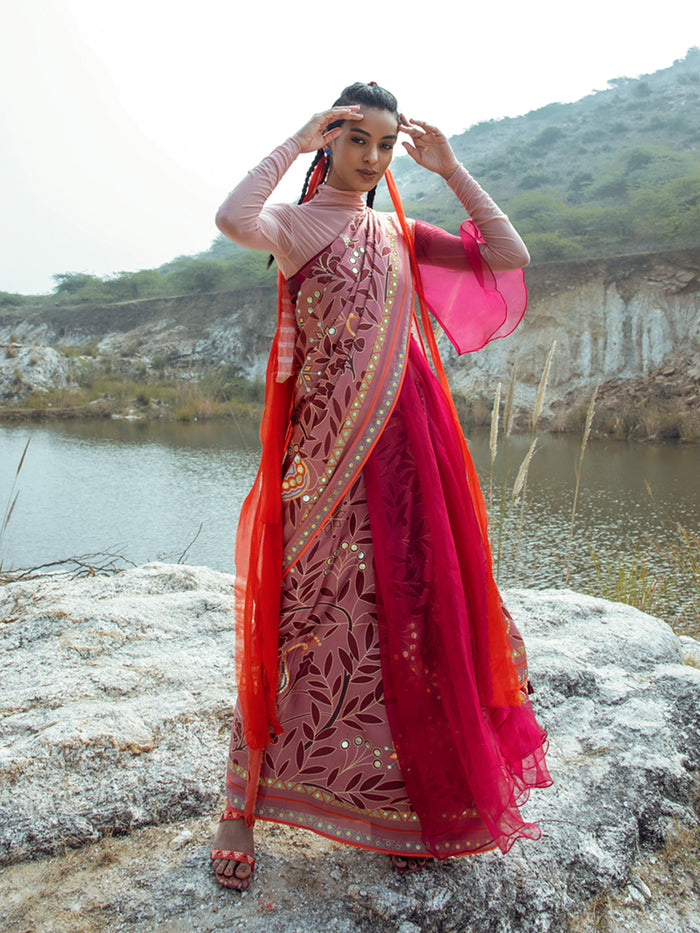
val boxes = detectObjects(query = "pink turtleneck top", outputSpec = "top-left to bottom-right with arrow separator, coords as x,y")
216,137 -> 529,280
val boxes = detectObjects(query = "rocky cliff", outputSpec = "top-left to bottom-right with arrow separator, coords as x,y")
1,247 -> 699,427
444,247 -> 700,428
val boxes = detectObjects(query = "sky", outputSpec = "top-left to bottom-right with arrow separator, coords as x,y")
2,0 -> 698,295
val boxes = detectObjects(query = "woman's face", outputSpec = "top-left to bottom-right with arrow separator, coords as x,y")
326,106 -> 398,193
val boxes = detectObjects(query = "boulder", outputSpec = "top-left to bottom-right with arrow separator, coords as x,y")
0,344 -> 70,401
1,565 -> 699,932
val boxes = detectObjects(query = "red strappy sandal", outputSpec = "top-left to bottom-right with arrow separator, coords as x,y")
210,807 -> 255,890
390,854 -> 435,875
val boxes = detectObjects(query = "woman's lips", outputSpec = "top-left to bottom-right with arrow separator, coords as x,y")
357,170 -> 377,180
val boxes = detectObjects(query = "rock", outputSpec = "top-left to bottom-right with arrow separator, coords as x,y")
1,569 -> 700,932
170,828 -> 194,849
0,344 -> 70,401
0,562 -> 236,862
679,635 -> 700,667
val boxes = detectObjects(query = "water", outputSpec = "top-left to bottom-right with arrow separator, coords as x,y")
0,420 -> 261,574
1,421 -> 698,623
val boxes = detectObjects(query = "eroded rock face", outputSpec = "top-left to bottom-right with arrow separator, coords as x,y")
443,250 -> 700,416
1,567 -> 699,932
0,345 -> 70,401
1,249 -> 698,417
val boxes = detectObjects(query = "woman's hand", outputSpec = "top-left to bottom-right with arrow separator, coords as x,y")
292,106 -> 363,154
400,116 -> 460,179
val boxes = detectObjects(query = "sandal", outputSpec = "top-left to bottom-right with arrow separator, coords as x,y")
390,853 -> 433,875
210,807 -> 255,890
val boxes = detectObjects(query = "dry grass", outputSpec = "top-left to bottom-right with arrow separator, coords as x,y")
491,343 -> 555,584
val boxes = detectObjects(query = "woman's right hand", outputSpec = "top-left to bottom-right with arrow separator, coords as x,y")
292,106 -> 363,153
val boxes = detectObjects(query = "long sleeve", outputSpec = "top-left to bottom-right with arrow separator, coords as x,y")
448,166 -> 530,269
215,139 -> 368,279
414,168 -> 528,355
416,166 -> 529,272
215,137 -> 302,265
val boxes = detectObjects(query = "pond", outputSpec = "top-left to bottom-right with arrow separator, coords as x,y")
1,419 -> 697,629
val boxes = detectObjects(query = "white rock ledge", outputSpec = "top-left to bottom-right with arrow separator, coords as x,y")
1,564 -> 699,933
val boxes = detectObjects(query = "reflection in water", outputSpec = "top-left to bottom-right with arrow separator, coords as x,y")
1,421 -> 698,625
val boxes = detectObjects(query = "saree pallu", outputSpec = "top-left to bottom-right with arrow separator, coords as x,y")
227,207 -> 550,858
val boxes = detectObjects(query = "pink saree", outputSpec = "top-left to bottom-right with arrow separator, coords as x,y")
227,201 -> 550,858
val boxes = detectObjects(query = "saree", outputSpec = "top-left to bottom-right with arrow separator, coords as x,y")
227,202 -> 550,858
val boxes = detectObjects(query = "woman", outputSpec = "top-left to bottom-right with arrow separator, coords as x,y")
211,83 -> 550,890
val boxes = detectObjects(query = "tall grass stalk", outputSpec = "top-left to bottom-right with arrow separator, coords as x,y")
488,382 -> 501,513
667,523 -> 700,632
1,438 -> 30,571
589,543 -> 668,617
565,382 -> 599,584
494,364 -> 519,581
492,343 -> 555,584
510,340 -> 556,583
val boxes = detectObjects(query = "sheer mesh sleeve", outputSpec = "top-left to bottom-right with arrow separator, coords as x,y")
215,138 -> 300,264
414,219 -> 527,354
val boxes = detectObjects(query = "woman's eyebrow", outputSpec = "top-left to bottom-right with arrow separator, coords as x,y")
351,128 -> 398,140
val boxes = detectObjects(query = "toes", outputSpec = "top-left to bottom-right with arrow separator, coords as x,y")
234,861 -> 252,880
211,855 -> 253,890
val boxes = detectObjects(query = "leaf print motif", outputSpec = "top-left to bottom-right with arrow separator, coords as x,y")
338,648 -> 353,674
227,215 -> 428,841
359,774 -> 384,792
327,768 -> 339,786
346,631 -> 360,660
308,745 -> 337,760
355,713 -> 384,725
302,722 -> 315,742
345,772 -> 363,791
358,692 -> 376,712
342,696 -> 359,717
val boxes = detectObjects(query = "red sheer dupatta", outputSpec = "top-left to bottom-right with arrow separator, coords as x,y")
233,271 -> 294,823
377,172 -> 550,856
385,171 -> 523,710
364,345 -> 550,857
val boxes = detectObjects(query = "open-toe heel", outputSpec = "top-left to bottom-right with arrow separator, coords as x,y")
210,808 -> 256,890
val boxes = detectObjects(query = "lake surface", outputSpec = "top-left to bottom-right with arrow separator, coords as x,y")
1,420 -> 698,624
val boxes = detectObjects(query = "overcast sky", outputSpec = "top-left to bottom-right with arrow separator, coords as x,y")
2,0 -> 698,295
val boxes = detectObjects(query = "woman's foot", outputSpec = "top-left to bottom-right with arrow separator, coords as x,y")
210,810 -> 256,890
390,854 -> 433,875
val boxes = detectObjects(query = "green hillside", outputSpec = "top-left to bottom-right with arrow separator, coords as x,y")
5,49 -> 698,309
384,47 -> 700,261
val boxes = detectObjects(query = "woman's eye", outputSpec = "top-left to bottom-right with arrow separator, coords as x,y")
381,143 -> 394,151
351,136 -> 365,144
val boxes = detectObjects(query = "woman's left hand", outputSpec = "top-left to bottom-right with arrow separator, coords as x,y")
400,116 -> 460,179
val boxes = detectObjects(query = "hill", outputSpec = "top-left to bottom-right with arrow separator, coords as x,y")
2,49 -> 699,308
383,47 -> 700,260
